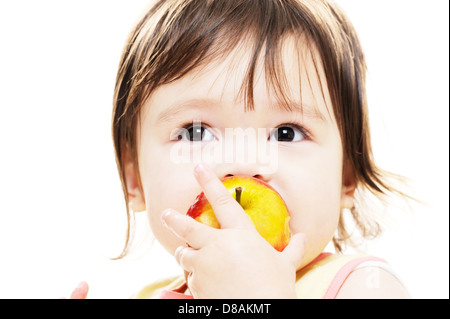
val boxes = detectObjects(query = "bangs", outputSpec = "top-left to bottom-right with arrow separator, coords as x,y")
121,0 -> 335,114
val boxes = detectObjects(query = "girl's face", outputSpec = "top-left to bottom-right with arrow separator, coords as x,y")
126,42 -> 355,267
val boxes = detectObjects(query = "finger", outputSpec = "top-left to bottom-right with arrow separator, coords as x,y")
174,245 -> 196,272
281,233 -> 307,269
70,281 -> 89,299
193,164 -> 253,229
162,208 -> 213,249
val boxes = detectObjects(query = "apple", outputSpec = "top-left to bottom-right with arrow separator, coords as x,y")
186,176 -> 290,251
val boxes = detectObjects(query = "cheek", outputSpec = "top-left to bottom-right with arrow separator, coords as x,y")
139,145 -> 202,254
279,154 -> 343,261
287,177 -> 341,233
145,169 -> 201,254
287,178 -> 341,264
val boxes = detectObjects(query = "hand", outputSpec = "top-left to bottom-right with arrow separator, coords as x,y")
162,164 -> 306,298
61,281 -> 89,299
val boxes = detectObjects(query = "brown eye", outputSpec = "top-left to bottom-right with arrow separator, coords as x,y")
270,125 -> 305,142
187,125 -> 204,141
181,123 -> 215,142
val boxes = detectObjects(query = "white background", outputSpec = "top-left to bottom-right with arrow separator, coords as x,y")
0,0 -> 448,298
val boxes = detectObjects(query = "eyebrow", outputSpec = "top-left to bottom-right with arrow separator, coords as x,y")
156,99 -> 219,123
156,98 -> 326,123
271,100 -> 327,122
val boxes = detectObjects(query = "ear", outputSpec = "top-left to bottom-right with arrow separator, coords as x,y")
340,164 -> 356,210
123,148 -> 146,212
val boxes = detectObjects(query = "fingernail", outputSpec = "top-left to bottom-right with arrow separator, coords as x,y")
161,209 -> 172,226
194,163 -> 206,177
76,281 -> 86,289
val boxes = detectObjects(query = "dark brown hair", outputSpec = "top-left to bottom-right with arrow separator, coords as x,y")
112,0 -> 405,258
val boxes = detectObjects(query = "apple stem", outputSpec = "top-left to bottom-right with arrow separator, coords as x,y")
235,187 -> 242,205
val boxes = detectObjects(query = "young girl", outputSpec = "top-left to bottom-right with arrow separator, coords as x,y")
72,0 -> 410,299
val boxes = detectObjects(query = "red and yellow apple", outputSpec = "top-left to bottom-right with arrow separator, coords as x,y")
186,176 -> 290,251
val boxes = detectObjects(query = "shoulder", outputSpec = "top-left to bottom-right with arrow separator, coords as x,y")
336,266 -> 410,299
295,253 -> 410,299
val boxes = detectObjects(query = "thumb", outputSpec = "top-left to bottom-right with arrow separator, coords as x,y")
70,281 -> 89,299
282,233 -> 307,269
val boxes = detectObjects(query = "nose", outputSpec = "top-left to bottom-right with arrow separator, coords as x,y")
214,162 -> 272,183
204,127 -> 279,182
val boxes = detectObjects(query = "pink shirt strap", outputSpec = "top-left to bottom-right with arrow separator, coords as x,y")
323,256 -> 387,299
